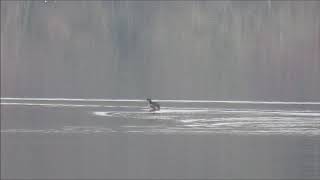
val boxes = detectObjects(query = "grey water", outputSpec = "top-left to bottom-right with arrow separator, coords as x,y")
2,0 -> 320,179
1,98 -> 320,179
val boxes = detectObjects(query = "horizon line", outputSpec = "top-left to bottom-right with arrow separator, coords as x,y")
1,97 -> 320,105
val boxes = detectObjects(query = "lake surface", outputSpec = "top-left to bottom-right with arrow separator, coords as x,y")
1,98 -> 320,179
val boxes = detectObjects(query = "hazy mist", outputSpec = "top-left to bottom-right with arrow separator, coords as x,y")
1,1 -> 320,101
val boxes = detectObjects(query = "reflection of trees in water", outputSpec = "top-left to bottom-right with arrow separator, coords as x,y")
1,1 -> 320,101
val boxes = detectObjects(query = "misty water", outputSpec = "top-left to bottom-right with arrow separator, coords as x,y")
2,98 -> 320,136
2,98 -> 320,179
1,1 -> 320,179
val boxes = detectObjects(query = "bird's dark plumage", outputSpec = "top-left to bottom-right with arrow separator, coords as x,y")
146,98 -> 160,112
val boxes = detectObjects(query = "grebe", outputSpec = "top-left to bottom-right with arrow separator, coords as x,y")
146,98 -> 160,112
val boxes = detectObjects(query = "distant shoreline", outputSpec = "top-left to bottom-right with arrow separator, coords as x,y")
2,97 -> 320,105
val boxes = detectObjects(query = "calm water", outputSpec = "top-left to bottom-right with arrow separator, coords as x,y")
1,98 -> 320,179
2,1 -> 320,179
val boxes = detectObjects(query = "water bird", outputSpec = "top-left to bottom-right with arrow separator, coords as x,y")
146,98 -> 160,112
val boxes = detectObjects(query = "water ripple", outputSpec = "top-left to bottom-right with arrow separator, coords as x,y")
91,107 -> 320,136
1,126 -> 116,134
2,98 -> 320,136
